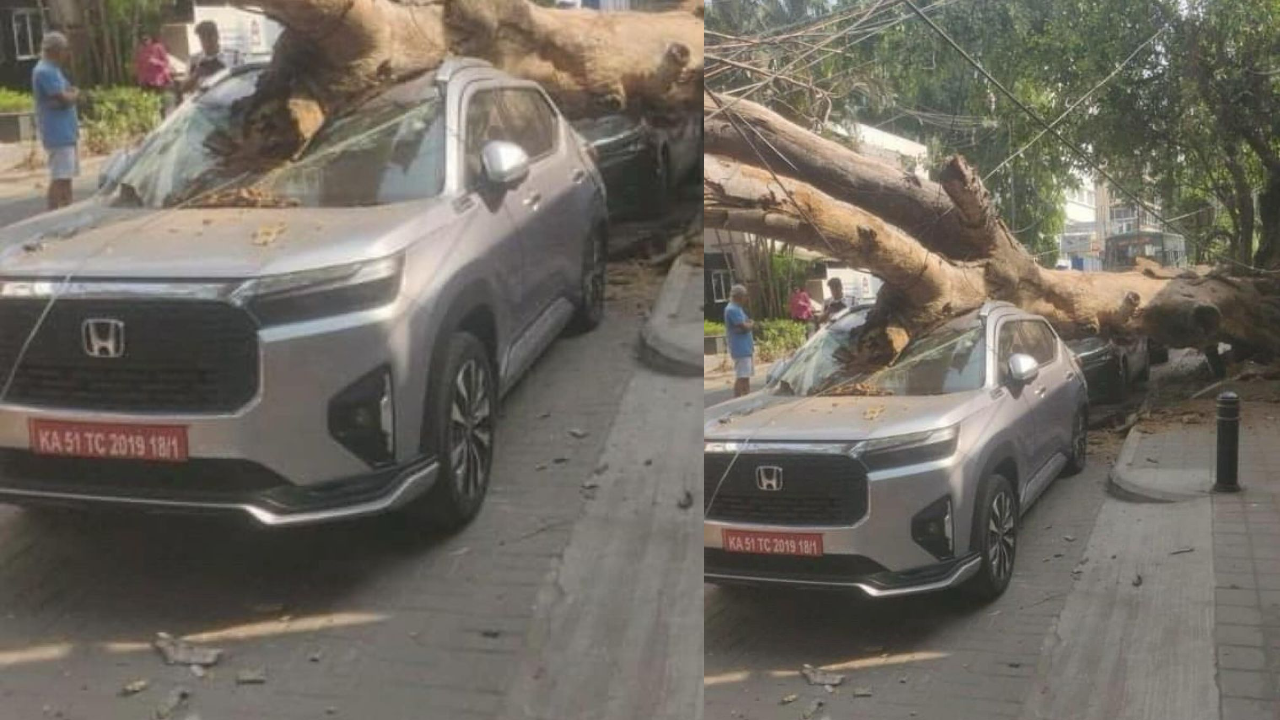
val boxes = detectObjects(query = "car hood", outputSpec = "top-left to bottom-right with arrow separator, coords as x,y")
0,198 -> 451,279
704,389 -> 987,443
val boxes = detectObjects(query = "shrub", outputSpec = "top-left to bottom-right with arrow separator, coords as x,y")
81,87 -> 162,155
756,318 -> 808,362
0,88 -> 32,114
704,320 -> 725,336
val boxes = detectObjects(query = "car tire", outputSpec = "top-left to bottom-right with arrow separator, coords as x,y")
569,229 -> 607,334
1063,407 -> 1087,476
963,472 -> 1018,601
402,331 -> 496,532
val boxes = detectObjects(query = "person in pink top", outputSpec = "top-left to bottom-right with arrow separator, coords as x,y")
135,33 -> 172,90
789,285 -> 816,336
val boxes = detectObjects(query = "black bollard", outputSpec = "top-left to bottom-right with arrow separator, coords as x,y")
1214,391 -> 1242,493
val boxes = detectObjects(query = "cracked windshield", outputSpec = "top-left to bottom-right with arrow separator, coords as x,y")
705,0 -> 1280,718
0,0 -> 702,718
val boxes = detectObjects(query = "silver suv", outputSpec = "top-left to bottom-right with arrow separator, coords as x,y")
0,59 -> 608,528
704,302 -> 1088,599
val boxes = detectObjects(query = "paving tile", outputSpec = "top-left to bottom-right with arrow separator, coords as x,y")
1220,588 -> 1263,607
1222,697 -> 1280,720
1219,670 -> 1273,699
1218,625 -> 1265,647
1220,646 -> 1268,670
1220,573 -> 1260,590
1220,606 -> 1266,627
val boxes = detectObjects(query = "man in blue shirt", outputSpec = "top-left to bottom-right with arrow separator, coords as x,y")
32,32 -> 80,210
724,284 -> 755,398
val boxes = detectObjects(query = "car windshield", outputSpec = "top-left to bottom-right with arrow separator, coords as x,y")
106,71 -> 447,209
774,311 -> 987,397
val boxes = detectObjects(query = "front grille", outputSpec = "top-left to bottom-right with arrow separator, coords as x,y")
704,452 -> 868,526
0,449 -> 287,501
0,298 -> 259,413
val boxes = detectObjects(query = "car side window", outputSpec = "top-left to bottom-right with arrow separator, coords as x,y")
998,321 -> 1029,364
1020,322 -> 1057,366
464,90 -> 509,190
497,89 -> 557,160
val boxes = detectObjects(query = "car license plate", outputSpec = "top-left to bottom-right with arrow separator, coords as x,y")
29,420 -> 189,463
722,529 -> 823,557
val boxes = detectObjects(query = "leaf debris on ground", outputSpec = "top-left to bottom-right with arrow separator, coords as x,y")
153,686 -> 190,719
677,490 -> 694,509
800,664 -> 845,687
1170,547 -> 1195,555
119,679 -> 149,697
153,633 -> 223,667
1133,573 -> 1144,587
852,687 -> 874,697
779,693 -> 799,705
235,667 -> 268,685
801,699 -> 825,718
568,428 -> 589,439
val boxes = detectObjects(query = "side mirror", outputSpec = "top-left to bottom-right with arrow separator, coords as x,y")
481,141 -> 530,187
1007,353 -> 1039,385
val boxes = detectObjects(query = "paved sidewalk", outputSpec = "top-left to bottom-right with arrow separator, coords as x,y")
1111,401 -> 1280,720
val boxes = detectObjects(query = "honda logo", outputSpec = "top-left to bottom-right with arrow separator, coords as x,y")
82,319 -> 125,359
755,465 -> 783,492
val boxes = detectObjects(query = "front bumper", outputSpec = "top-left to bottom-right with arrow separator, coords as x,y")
0,454 -> 438,526
0,293 -> 426,525
705,550 -> 982,597
704,450 -> 974,597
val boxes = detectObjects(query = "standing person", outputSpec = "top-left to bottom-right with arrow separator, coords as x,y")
182,21 -> 241,95
819,277 -> 849,325
32,32 -> 79,211
789,285 -> 814,337
724,284 -> 756,398
135,32 -> 172,92
134,32 -> 174,117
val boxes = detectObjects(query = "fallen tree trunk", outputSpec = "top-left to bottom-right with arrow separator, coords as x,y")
704,138 -> 1280,363
226,0 -> 703,163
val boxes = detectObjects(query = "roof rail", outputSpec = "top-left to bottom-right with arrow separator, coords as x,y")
435,57 -> 494,82
979,300 -> 1017,317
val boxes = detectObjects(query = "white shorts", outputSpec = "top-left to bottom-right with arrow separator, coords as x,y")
733,357 -> 754,379
47,146 -> 79,181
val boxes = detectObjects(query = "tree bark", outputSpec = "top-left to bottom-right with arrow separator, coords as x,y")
704,142 -> 1280,365
224,0 -> 702,163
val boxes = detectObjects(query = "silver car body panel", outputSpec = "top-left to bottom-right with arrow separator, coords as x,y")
0,62 -> 608,524
704,302 -> 1089,594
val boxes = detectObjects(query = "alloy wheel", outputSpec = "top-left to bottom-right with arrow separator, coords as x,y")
449,359 -> 493,504
987,491 -> 1016,581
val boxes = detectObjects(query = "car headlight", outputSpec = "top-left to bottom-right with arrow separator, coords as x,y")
851,425 -> 959,471
234,254 -> 403,327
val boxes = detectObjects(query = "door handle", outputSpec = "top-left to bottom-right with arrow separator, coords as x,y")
571,169 -> 586,184
1034,386 -> 1047,398
524,193 -> 542,210
1066,371 -> 1076,380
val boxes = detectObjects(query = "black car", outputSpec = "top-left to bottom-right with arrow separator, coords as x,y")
1066,336 -> 1150,404
571,113 -> 701,220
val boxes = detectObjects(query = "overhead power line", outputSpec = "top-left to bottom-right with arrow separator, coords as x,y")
901,0 -> 1194,240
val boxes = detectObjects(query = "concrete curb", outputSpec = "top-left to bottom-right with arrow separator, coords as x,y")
638,253 -> 702,377
1107,427 -> 1210,503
